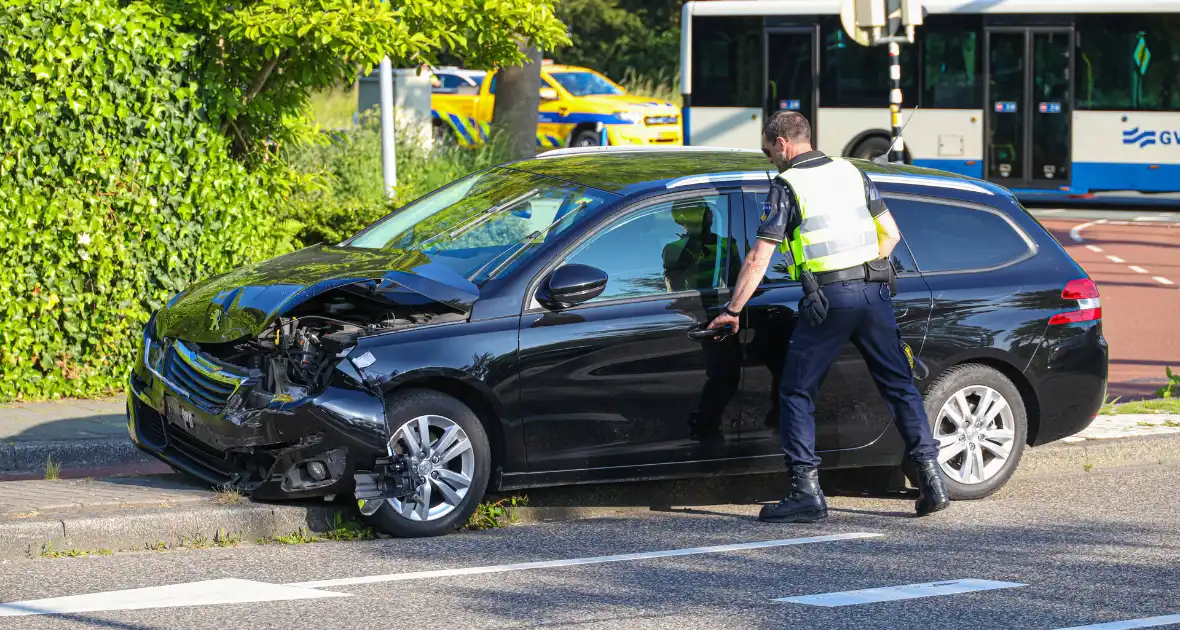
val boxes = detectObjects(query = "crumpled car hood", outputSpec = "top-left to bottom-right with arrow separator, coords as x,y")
155,245 -> 479,344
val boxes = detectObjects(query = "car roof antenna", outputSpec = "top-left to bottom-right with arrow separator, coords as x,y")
872,105 -> 919,165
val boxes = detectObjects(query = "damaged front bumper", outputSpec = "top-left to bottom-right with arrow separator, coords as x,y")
127,332 -> 390,501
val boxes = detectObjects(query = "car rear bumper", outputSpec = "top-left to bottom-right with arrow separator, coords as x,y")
1026,320 -> 1109,445
127,355 -> 389,500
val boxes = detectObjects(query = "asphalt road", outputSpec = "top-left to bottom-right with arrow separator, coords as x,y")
2,461 -> 1178,629
1031,207 -> 1180,400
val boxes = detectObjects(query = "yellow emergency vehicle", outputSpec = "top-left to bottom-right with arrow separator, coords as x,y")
431,63 -> 682,151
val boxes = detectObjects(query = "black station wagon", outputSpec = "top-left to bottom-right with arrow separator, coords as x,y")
128,147 -> 1109,537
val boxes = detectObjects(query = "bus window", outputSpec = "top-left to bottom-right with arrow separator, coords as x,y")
818,17 -> 916,108
689,16 -> 763,108
1075,15 -> 1180,110
922,17 -> 983,109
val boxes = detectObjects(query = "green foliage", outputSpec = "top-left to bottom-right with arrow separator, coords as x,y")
160,0 -> 570,158
550,0 -> 680,87
1159,366 -> 1179,399
1,0 -> 568,402
0,0 -> 301,402
282,116 -> 507,247
44,455 -> 61,481
464,495 -> 527,530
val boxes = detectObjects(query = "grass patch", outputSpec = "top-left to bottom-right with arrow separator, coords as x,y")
1083,462 -> 1094,473
43,455 -> 60,480
619,68 -> 680,107
464,496 -> 528,531
1099,397 -> 1180,416
212,484 -> 246,506
37,542 -> 113,559
260,512 -> 375,545
309,81 -> 359,130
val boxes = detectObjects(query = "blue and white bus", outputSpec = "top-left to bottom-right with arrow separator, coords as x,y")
679,0 -> 1180,200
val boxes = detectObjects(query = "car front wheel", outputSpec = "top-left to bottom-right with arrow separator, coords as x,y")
360,389 -> 491,537
921,364 -> 1028,500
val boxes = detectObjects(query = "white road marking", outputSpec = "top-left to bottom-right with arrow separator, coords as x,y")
1134,216 -> 1157,221
1130,266 -> 1149,274
774,578 -> 1025,607
289,533 -> 883,589
1110,221 -> 1132,225
1154,277 -> 1175,285
0,578 -> 349,618
1086,245 -> 1104,253
1053,614 -> 1180,629
1070,219 -> 1108,243
1041,209 -> 1067,214
1108,256 -> 1126,264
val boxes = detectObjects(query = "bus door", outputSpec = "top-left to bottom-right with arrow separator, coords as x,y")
985,27 -> 1075,188
764,26 -> 819,142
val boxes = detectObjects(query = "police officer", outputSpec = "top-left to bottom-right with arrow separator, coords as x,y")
706,111 -> 950,522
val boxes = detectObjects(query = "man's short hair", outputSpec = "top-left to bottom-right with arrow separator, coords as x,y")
763,111 -> 811,144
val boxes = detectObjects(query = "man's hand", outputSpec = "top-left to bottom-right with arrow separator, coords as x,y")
707,313 -> 740,334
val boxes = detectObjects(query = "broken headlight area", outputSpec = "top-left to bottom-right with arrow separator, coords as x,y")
193,284 -> 466,403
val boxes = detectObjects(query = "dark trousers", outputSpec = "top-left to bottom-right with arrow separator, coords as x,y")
779,279 -> 939,467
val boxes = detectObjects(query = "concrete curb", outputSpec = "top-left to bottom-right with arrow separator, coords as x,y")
1,503 -> 347,559
1,438 -> 157,475
2,433 -> 1177,560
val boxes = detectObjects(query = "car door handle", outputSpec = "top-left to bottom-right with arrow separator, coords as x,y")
688,325 -> 734,341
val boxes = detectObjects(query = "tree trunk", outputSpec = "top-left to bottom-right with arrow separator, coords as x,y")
490,39 -> 542,161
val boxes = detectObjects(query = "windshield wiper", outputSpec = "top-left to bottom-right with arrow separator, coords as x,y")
409,189 -> 540,253
469,196 -> 597,282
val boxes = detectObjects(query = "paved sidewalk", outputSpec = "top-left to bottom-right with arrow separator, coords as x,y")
0,397 -> 125,442
1063,413 -> 1180,443
0,397 -> 160,478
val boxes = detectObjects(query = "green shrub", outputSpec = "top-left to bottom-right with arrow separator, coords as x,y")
0,0 -> 300,401
282,116 -> 507,247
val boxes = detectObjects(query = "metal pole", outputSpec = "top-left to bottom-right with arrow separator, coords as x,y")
887,41 -> 904,163
379,56 -> 397,195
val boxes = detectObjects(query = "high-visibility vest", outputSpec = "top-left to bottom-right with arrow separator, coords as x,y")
777,156 -> 880,281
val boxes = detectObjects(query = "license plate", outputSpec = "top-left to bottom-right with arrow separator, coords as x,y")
164,395 -> 196,431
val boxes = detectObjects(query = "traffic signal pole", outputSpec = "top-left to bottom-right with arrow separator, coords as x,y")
888,42 -> 904,163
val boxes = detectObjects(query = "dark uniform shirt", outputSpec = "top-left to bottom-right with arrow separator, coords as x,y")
756,150 -> 889,245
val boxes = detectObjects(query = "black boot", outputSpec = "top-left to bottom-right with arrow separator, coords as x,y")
759,466 -> 828,523
914,458 -> 951,516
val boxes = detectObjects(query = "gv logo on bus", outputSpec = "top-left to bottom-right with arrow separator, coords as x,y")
1122,127 -> 1180,148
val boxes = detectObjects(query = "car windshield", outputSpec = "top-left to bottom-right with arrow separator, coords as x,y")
344,168 -> 612,283
548,72 -> 624,97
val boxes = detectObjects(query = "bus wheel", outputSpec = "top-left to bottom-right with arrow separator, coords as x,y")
850,135 -> 893,161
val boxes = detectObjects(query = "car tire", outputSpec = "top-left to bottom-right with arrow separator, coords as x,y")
361,389 -> 491,538
570,129 -> 601,147
915,364 -> 1028,500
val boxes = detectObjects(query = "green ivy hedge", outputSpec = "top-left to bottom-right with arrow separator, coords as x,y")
0,0 -> 299,401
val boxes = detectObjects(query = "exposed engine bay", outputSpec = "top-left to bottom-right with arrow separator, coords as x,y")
195,281 -> 466,396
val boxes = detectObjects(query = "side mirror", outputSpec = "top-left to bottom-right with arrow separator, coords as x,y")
537,264 -> 608,309
539,87 -> 558,101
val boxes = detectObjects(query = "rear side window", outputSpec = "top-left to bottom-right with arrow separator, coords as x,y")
887,197 -> 1032,272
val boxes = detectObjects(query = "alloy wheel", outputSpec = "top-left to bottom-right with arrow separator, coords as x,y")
385,414 -> 476,522
933,385 -> 1017,485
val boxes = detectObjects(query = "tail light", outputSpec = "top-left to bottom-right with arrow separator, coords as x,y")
1049,278 -> 1101,325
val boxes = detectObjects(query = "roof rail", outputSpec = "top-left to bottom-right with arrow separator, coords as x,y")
536,145 -> 762,159
664,170 -> 996,195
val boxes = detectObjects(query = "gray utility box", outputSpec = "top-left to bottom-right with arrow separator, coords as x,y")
356,67 -> 433,148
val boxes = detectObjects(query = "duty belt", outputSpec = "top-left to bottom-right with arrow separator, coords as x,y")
814,265 -> 871,286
